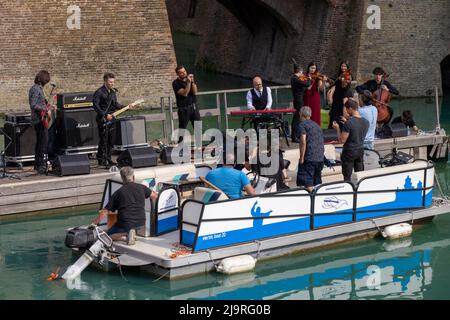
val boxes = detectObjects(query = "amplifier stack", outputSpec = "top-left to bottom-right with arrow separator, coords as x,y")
56,92 -> 98,155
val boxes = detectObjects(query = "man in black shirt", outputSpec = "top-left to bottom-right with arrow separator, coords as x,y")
291,65 -> 311,143
333,99 -> 369,181
94,167 -> 158,244
93,73 -> 129,167
172,65 -> 201,135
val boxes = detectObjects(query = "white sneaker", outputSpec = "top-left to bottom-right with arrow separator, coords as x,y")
127,229 -> 136,245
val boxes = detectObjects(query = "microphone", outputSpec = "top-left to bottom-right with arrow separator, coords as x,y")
50,82 -> 57,88
113,88 -> 119,93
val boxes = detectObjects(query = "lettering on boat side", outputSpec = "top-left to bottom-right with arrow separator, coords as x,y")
322,196 -> 349,210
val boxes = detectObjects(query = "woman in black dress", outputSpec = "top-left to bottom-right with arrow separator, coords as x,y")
328,62 -> 354,128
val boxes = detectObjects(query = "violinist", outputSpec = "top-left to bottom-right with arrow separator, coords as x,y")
355,67 -> 399,124
328,62 -> 354,129
304,62 -> 327,127
290,63 -> 311,143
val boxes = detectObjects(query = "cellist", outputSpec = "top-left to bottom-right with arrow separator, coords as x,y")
355,67 -> 399,124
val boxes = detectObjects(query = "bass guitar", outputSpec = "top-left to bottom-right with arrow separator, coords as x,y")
102,99 -> 145,127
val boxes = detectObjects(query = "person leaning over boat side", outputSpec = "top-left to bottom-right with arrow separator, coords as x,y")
290,64 -> 311,143
358,90 -> 378,150
93,72 -> 128,168
297,106 -> 325,192
93,167 -> 158,245
29,70 -> 53,175
206,153 -> 256,199
391,110 -> 421,134
172,65 -> 200,139
333,99 -> 369,181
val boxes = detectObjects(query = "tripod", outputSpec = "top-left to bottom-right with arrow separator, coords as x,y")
0,127 -> 21,180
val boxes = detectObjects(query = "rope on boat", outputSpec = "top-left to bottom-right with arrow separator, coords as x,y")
370,219 -> 382,234
434,171 -> 450,201
255,240 -> 262,261
206,249 -> 219,269
152,270 -> 170,283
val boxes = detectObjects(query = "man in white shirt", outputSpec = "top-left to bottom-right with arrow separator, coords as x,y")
246,76 -> 272,110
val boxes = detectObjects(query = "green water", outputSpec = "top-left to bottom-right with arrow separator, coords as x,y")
1,32 -> 450,300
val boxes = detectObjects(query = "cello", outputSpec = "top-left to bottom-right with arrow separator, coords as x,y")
373,72 -> 393,124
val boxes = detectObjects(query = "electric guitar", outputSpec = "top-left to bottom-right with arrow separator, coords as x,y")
102,99 -> 145,127
41,84 -> 57,129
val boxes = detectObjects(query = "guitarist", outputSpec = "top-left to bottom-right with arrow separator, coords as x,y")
93,72 -> 127,168
29,70 -> 52,175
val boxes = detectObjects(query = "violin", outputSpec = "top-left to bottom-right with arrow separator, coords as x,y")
298,72 -> 310,82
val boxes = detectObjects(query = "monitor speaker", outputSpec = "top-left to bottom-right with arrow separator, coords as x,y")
160,147 -> 187,164
117,147 -> 158,168
3,121 -> 36,158
114,116 -> 147,149
53,154 -> 90,176
56,108 -> 99,150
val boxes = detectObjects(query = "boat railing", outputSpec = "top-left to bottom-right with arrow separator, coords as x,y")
179,160 -> 435,252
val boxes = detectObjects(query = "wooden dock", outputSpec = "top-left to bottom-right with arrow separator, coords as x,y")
0,131 -> 448,217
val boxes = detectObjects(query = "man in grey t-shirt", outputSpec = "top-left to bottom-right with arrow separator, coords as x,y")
333,99 -> 369,181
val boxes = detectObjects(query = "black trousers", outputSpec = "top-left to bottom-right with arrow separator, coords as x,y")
341,148 -> 364,181
178,103 -> 201,129
33,122 -> 48,169
291,111 -> 300,140
97,121 -> 115,164
178,103 -> 201,143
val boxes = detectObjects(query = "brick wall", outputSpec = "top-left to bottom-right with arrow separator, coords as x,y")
356,0 -> 450,97
167,0 -> 449,97
0,0 -> 177,112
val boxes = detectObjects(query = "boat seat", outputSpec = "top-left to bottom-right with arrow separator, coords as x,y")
194,187 -> 229,203
351,160 -> 429,184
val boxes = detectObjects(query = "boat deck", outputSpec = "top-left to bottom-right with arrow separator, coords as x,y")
106,200 -> 450,279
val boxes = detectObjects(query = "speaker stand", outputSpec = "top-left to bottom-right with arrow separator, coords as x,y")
0,128 -> 21,180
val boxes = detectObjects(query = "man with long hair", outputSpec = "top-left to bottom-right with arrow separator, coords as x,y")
29,70 -> 51,174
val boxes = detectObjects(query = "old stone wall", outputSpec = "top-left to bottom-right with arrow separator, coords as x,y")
167,0 -> 449,97
0,0 -> 177,112
356,0 -> 450,96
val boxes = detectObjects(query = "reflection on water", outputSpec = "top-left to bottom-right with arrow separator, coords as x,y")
1,209 -> 450,300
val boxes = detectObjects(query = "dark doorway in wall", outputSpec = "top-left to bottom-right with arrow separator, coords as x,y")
441,55 -> 450,94
188,0 -> 197,18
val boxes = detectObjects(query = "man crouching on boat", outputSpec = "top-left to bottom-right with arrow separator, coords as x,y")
93,167 -> 158,245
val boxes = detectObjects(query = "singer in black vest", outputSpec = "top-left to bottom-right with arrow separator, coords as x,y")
246,76 -> 273,132
93,73 -> 126,167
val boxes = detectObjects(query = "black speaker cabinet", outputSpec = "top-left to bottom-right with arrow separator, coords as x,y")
117,147 -> 158,168
3,113 -> 36,158
160,147 -> 187,164
114,116 -> 147,150
322,128 -> 339,143
53,154 -> 90,176
390,123 -> 409,138
56,108 -> 99,150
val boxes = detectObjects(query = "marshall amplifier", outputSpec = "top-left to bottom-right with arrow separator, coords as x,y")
57,92 -> 94,110
113,116 -> 148,151
3,113 -> 36,163
56,108 -> 99,153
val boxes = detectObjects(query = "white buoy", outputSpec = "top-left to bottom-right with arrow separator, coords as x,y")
381,223 -> 413,240
216,255 -> 256,275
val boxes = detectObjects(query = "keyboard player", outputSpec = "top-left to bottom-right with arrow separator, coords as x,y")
246,76 -> 273,132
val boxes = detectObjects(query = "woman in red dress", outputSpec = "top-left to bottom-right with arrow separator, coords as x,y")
303,62 -> 326,126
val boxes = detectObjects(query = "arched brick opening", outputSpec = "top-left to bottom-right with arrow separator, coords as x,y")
441,55 -> 450,93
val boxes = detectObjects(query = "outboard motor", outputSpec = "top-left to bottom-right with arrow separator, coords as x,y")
62,226 -> 114,280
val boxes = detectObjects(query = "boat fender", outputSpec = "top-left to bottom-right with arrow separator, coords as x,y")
381,223 -> 413,240
215,255 -> 256,275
